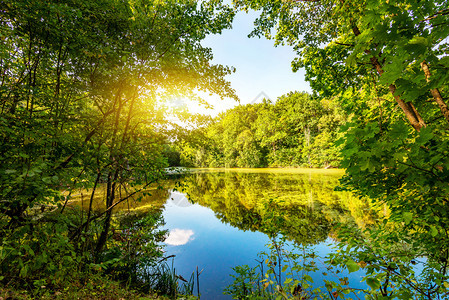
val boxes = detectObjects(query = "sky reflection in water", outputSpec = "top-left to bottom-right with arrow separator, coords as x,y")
163,194 -> 271,299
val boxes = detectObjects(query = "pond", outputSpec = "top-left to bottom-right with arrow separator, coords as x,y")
70,168 -> 377,298
160,168 -> 375,298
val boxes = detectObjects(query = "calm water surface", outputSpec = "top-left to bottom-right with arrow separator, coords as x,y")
160,169 -> 374,299
71,168 -> 373,298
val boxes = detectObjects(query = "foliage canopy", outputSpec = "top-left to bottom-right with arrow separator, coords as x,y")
0,0 -> 237,295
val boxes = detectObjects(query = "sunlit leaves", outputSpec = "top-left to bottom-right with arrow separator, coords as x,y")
365,277 -> 381,290
403,212 -> 413,225
345,259 -> 360,273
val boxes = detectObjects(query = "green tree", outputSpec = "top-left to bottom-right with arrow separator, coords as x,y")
234,0 -> 449,297
274,92 -> 325,166
235,0 -> 448,130
0,0 -> 238,292
177,92 -> 345,168
253,99 -> 290,166
212,104 -> 265,167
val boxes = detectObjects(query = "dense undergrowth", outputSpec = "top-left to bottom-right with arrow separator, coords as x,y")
0,206 -> 196,299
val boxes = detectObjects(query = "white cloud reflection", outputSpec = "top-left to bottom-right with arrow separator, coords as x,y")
164,229 -> 194,246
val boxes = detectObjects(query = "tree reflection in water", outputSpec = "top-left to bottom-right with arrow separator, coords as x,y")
177,169 -> 380,245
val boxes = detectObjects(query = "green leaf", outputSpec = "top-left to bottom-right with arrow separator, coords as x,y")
345,53 -> 357,67
303,274 -> 313,283
366,277 -> 381,290
408,36 -> 429,47
345,259 -> 360,273
430,226 -> 438,237
403,212 -> 413,225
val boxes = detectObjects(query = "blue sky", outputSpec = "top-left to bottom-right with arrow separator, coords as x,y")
187,10 -> 310,116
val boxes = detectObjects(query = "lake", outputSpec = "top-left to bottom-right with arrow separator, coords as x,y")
161,168 -> 374,298
70,168 -> 375,298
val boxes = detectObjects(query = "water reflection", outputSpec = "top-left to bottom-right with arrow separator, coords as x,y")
178,169 -> 378,245
68,183 -> 171,212
169,190 -> 192,208
69,169 -> 376,298
164,229 -> 195,246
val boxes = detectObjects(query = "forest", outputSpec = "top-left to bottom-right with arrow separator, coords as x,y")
174,92 -> 345,168
1,0 -> 449,298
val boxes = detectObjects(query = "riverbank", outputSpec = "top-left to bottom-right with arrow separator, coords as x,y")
188,167 -> 345,174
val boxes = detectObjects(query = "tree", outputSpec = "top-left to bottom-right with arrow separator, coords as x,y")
0,0 -> 238,289
275,92 -> 324,166
234,0 -> 449,297
177,92 -> 345,168
235,0 -> 448,128
253,99 -> 287,165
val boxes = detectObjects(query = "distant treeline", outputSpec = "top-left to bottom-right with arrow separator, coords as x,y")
170,92 -> 346,168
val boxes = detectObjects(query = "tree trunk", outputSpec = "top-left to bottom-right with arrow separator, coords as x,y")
95,170 -> 117,254
352,26 -> 426,131
305,126 -> 311,167
95,90 -> 124,255
388,84 -> 426,130
85,171 -> 101,233
421,61 -> 449,125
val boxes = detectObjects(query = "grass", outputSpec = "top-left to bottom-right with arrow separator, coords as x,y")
1,276 -> 158,300
0,273 -> 193,300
